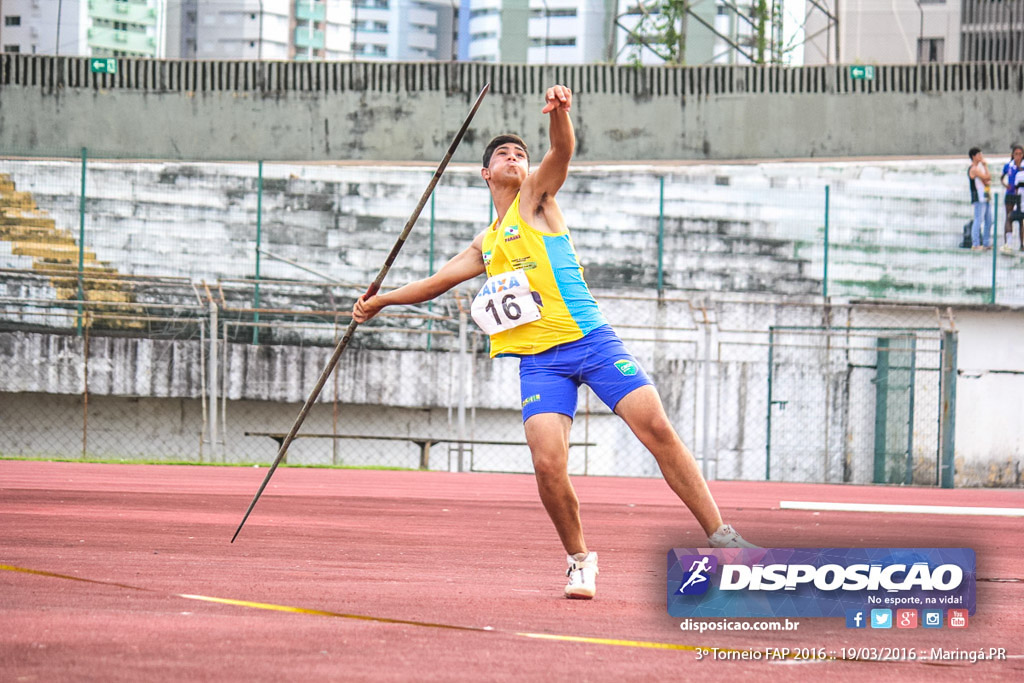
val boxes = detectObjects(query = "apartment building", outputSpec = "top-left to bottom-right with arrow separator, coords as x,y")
0,0 -> 351,60
351,0 -> 456,61
960,0 -> 1024,61
167,1 -> 353,61
0,0 -> 164,57
802,0 -> 960,64
462,0 -> 607,63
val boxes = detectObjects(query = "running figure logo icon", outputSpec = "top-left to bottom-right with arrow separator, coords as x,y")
676,555 -> 718,595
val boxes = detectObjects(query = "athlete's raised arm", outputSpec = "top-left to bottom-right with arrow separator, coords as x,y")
520,85 -> 574,230
353,232 -> 486,323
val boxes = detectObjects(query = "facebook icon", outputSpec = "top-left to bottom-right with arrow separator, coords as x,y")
845,609 -> 867,629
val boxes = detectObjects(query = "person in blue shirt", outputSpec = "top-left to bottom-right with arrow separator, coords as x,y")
1000,144 -> 1023,254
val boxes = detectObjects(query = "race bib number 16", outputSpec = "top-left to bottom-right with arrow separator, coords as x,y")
471,270 -> 541,336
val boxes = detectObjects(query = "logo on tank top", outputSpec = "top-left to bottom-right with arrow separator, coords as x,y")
511,256 -> 536,270
504,225 -> 521,242
482,249 -> 492,266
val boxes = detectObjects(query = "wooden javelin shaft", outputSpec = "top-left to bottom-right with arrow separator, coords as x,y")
231,83 -> 491,543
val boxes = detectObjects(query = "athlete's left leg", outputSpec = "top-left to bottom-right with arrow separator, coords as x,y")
613,385 -> 724,536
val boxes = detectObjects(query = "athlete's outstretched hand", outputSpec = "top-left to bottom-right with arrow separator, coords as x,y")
542,85 -> 572,114
353,294 -> 382,323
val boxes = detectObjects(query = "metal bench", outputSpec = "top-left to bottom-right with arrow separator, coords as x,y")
245,431 -> 595,471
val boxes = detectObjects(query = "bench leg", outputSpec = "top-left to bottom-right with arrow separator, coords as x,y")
270,436 -> 287,465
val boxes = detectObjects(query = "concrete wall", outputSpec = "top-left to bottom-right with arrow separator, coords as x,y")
2,293 -> 1021,486
1,56 -> 1022,161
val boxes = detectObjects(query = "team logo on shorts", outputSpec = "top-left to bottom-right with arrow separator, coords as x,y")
522,394 -> 541,407
614,359 -> 638,376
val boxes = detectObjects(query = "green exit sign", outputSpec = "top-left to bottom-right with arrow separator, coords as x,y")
90,58 -> 118,74
849,65 -> 875,81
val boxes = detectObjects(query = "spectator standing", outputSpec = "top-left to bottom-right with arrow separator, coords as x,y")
968,147 -> 993,250
1000,144 -> 1023,254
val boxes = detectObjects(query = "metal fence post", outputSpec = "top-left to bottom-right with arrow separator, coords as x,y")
990,196 -> 997,304
701,311 -> 713,480
658,175 -> 665,297
77,147 -> 87,336
905,336 -> 917,485
253,160 -> 264,345
765,326 -> 774,480
823,184 -> 830,299
82,312 -> 90,458
939,329 -> 958,488
209,301 -> 220,454
427,190 -> 436,351
457,309 -> 468,472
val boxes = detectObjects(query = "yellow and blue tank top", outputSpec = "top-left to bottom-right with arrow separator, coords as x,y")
481,193 -> 607,357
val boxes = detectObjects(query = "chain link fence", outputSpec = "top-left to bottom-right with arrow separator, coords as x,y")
0,152 -> 980,483
0,292 -> 955,486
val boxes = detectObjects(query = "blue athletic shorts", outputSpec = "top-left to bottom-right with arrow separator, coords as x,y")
515,325 -> 653,422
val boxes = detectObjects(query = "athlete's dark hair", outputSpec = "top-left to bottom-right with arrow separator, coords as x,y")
969,147 -> 981,160
482,134 -> 529,168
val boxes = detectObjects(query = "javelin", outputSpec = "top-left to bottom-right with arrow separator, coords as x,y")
231,82 -> 491,543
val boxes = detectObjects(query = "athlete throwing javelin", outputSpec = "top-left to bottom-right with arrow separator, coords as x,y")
353,84 -> 755,599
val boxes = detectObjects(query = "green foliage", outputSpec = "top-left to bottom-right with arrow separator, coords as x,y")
626,0 -> 690,66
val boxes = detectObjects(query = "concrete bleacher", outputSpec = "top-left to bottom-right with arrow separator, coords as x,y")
1,157 -> 1022,329
0,172 -> 198,329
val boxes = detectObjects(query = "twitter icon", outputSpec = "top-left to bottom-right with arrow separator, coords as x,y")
870,609 -> 892,629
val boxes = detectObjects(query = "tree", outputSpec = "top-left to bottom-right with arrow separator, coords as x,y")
617,0 -> 785,66
622,0 -> 691,66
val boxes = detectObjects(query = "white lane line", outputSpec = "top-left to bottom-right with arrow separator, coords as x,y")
779,501 -> 1024,517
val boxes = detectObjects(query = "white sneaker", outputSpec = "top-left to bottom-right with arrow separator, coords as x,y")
707,524 -> 759,548
564,551 -> 598,599
1000,244 -> 1015,255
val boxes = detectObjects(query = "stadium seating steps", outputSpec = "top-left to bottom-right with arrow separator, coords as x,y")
1,161 -> 1022,337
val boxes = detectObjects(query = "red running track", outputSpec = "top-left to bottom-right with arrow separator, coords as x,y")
1,461 -> 1022,682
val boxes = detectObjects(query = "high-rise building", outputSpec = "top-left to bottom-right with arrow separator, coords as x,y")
167,1 -> 353,61
462,0 -> 607,63
0,0 -> 353,61
2,0 -> 64,55
0,0 -> 163,57
802,0 -> 961,65
351,0 -> 456,62
960,0 -> 1024,62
